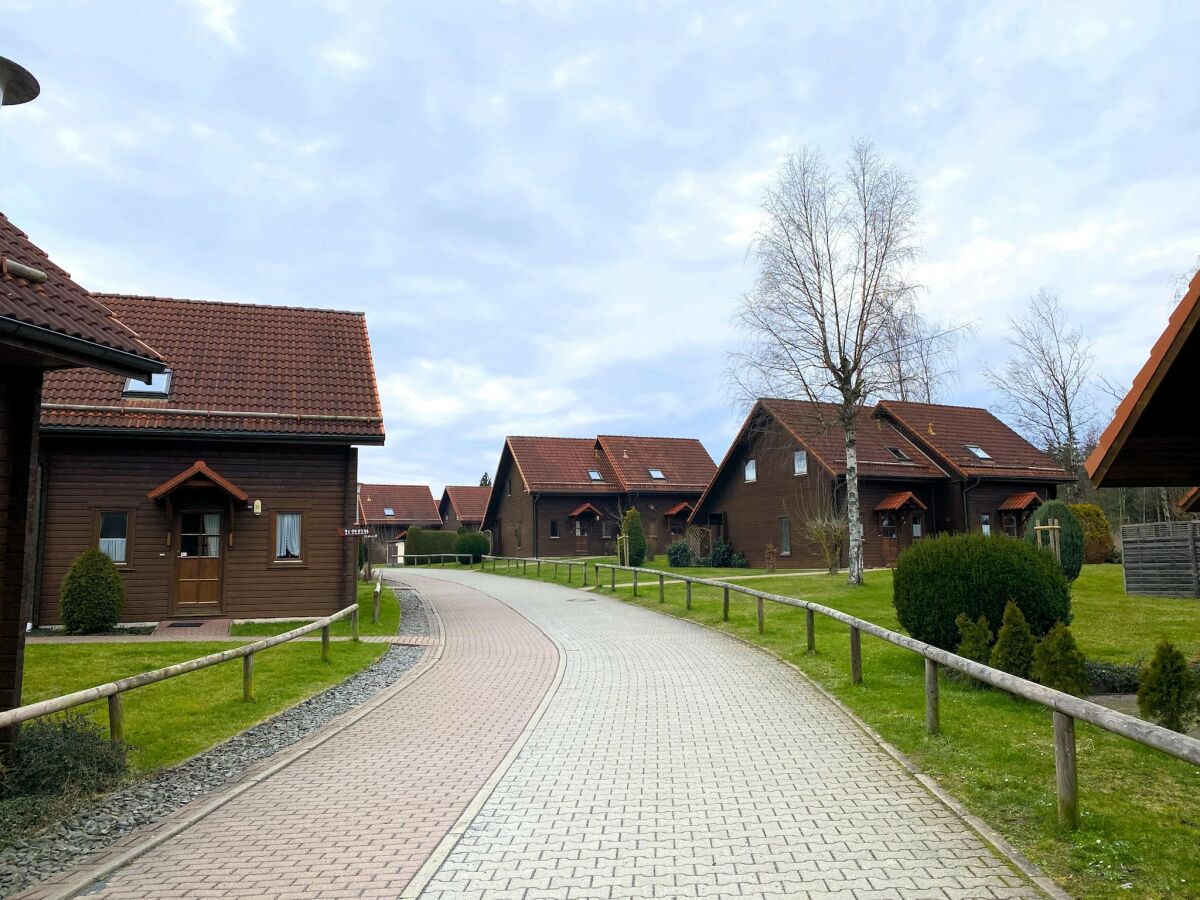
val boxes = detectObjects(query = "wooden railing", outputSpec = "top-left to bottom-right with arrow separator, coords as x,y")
1,603 -> 361,744
403,553 -> 474,567
484,555 -> 1200,829
482,554 -> 591,585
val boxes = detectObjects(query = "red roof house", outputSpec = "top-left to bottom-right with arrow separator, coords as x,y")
439,485 -> 491,531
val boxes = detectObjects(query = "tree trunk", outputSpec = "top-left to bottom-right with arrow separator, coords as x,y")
845,422 -> 864,585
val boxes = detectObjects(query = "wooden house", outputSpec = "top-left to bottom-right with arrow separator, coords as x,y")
34,295 -> 385,625
357,484 -> 441,563
439,485 -> 490,532
692,398 -> 1071,569
1,213 -> 164,731
482,435 -> 716,558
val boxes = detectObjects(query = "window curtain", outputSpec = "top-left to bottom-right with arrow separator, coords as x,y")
202,513 -> 221,557
276,513 -> 302,559
99,538 -> 126,563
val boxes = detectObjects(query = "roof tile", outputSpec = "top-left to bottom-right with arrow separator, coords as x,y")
358,484 -> 441,525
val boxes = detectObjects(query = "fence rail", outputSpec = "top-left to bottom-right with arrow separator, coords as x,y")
483,554 -> 1200,829
1,603 -> 361,743
403,553 -> 474,567
483,554 -> 592,585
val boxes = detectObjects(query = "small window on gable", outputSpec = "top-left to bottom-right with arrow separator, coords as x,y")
966,444 -> 993,461
744,459 -> 757,483
793,450 -> 808,476
122,370 -> 172,398
648,468 -> 665,480
383,507 -> 395,517
887,446 -> 911,462
588,470 -> 604,482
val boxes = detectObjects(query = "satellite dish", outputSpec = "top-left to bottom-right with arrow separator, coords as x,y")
0,56 -> 41,106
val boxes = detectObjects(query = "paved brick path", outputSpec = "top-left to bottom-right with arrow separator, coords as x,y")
409,569 -> 1042,900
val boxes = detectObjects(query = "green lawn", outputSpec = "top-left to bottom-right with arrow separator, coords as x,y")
20,640 -> 385,772
1070,564 -> 1200,663
230,581 -> 401,638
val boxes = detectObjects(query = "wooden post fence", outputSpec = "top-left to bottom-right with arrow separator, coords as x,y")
1054,711 -> 1079,828
850,626 -> 862,685
806,608 -> 816,653
658,573 -> 665,603
107,694 -> 124,744
685,580 -> 692,611
321,624 -> 331,663
756,597 -> 764,634
924,659 -> 939,734
372,574 -> 382,625
722,586 -> 729,622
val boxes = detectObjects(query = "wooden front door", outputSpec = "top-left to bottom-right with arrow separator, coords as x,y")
173,511 -> 224,615
880,512 -> 900,567
574,518 -> 589,555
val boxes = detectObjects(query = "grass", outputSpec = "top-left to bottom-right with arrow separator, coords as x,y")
230,581 -> 401,638
486,560 -> 1200,899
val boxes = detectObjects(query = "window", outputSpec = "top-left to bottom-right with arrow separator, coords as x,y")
911,512 -> 924,540
274,513 -> 302,560
383,507 -> 395,517
588,470 -> 604,482
648,468 -> 665,480
506,479 -> 512,496
780,516 -> 791,556
98,511 -> 129,564
602,519 -> 614,539
881,513 -> 898,539
515,524 -> 522,549
575,519 -> 584,537
1003,513 -> 1019,537
670,521 -> 684,536
793,450 -> 808,476
549,519 -> 559,539
122,370 -> 172,398
886,446 -> 912,462
181,512 -> 221,558
966,444 -> 993,461
980,513 -> 991,537
744,459 -> 757,483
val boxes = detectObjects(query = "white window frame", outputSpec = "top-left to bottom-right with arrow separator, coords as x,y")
779,515 -> 791,556
793,450 -> 808,476
549,519 -> 559,539
744,459 -> 757,483
648,468 -> 665,480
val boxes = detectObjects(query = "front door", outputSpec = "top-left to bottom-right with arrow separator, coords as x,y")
880,512 -> 900,567
575,518 -> 588,555
173,511 -> 224,615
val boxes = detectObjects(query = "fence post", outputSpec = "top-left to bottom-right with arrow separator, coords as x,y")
850,626 -> 862,684
806,609 -> 815,653
243,653 -> 255,702
722,586 -> 729,622
685,580 -> 692,611
1053,711 -> 1079,829
107,693 -> 124,744
633,570 -> 638,597
566,562 -> 572,584
321,624 -> 331,663
924,658 -> 939,734
658,573 -> 664,603
373,578 -> 382,625
554,561 -> 559,579
756,597 -> 764,634
537,560 -> 541,577
583,562 -> 589,586
351,607 -> 360,643
611,566 -> 615,591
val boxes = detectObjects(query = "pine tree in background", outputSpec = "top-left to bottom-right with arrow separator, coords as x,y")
990,600 -> 1034,678
1138,639 -> 1200,733
480,472 -> 492,487
621,508 -> 647,567
954,613 -> 993,664
1032,623 -> 1089,696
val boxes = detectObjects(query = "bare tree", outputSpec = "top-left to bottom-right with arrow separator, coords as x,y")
786,475 -> 847,575
729,140 -> 931,585
878,302 -> 965,403
985,290 -> 1096,489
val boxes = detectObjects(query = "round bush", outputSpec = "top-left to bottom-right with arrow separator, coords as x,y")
893,533 -> 1070,651
1069,502 -> 1115,564
60,548 -> 124,634
1024,499 -> 1083,581
666,540 -> 693,567
454,531 -> 489,563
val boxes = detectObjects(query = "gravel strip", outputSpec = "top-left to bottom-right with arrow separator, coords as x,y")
1,586 -> 430,899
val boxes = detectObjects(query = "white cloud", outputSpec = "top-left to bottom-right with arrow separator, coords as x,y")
187,0 -> 240,46
321,44 -> 369,75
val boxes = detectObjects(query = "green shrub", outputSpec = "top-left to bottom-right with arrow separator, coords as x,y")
60,549 -> 124,634
454,531 -> 489,563
955,613 -> 993,664
2,715 -> 127,797
1070,502 -> 1115,564
667,540 -> 693,567
729,549 -> 749,568
1024,499 -> 1084,581
703,540 -> 748,568
1138,639 -> 1200,733
404,526 -> 459,562
1032,623 -> 1089,696
990,600 -> 1034,678
1086,660 -> 1140,694
893,532 -> 1070,651
621,509 -> 647,567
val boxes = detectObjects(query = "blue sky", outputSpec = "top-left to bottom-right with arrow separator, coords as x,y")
2,1 -> 1198,492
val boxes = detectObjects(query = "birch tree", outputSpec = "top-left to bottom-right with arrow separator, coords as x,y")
730,141 -> 928,585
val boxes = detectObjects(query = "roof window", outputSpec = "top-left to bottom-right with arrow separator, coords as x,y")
122,370 -> 172,398
383,507 -> 395,516
587,470 -> 604,481
966,444 -> 993,461
887,446 -> 912,462
648,468 -> 665,480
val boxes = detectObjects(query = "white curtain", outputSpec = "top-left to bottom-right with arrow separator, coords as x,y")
276,513 -> 302,559
202,513 -> 221,557
99,538 -> 126,563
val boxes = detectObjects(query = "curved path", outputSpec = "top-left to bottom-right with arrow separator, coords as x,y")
23,569 -> 1044,899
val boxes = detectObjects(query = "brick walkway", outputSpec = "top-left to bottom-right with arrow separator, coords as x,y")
19,576 -> 559,899
409,569 -> 1044,900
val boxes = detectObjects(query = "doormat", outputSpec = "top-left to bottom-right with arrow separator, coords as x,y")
166,622 -> 204,628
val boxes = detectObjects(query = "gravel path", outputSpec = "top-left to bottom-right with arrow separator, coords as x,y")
0,586 -> 429,899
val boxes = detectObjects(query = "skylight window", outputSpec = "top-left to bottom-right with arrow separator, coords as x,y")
383,507 -> 395,516
648,468 -> 665,480
588,470 -> 604,481
887,446 -> 912,462
966,444 -> 993,461
122,370 -> 172,398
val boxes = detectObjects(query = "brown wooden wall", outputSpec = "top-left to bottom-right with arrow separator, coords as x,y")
487,455 -> 535,557
963,480 -> 1055,537
36,436 -> 358,624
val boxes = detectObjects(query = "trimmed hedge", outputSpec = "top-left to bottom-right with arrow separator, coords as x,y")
1069,502 -> 1115,564
60,549 -> 124,634
454,531 -> 489,563
1024,499 -> 1084,581
404,526 -> 459,562
893,533 -> 1070,651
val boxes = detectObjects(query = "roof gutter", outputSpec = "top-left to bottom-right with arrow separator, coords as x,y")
0,315 -> 164,379
41,402 -> 382,424
40,425 -> 386,445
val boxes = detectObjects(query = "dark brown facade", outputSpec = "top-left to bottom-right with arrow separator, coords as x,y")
439,486 -> 490,533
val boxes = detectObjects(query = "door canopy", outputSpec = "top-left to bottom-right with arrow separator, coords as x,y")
147,460 -> 250,503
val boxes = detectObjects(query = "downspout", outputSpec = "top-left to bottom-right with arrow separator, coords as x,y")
962,475 -> 982,531
532,493 -> 539,558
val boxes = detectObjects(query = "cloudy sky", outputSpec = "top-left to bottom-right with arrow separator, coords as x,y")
2,1 -> 1198,491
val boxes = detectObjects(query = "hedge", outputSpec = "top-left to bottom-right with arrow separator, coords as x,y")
893,532 -> 1070,651
404,526 -> 460,562
1024,499 -> 1084,581
1069,502 -> 1115,564
454,531 -> 490,563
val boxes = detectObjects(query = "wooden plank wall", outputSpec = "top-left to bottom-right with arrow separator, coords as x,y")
1121,522 -> 1200,598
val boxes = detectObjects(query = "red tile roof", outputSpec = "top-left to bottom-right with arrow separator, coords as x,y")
41,294 -> 384,442
663,500 -> 693,517
441,485 -> 491,523
877,400 -> 1069,482
147,460 -> 249,503
568,502 -> 604,518
358,484 -> 441,525
0,213 -> 162,375
596,435 -> 717,493
998,491 -> 1042,512
874,491 -> 927,512
505,436 -> 619,494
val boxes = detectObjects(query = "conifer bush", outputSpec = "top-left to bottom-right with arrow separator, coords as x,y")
1137,639 -> 1200,733
621,508 -> 647,567
1069,502 -> 1115,564
954,613 -> 993,664
453,531 -> 489,563
1024,499 -> 1084,581
893,533 -> 1070,651
60,549 -> 124,634
1031,623 -> 1088,696
667,540 -> 693,567
990,600 -> 1035,678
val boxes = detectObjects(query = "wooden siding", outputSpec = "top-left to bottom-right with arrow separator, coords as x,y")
964,481 -> 1055,538
487,453 -> 535,557
37,437 -> 357,624
1120,522 -> 1200,597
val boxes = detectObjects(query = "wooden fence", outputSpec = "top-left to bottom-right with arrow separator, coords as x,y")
402,553 -> 474,567
483,554 -> 1200,829
0,603 -> 361,744
1120,522 -> 1200,597
483,554 -> 591,585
